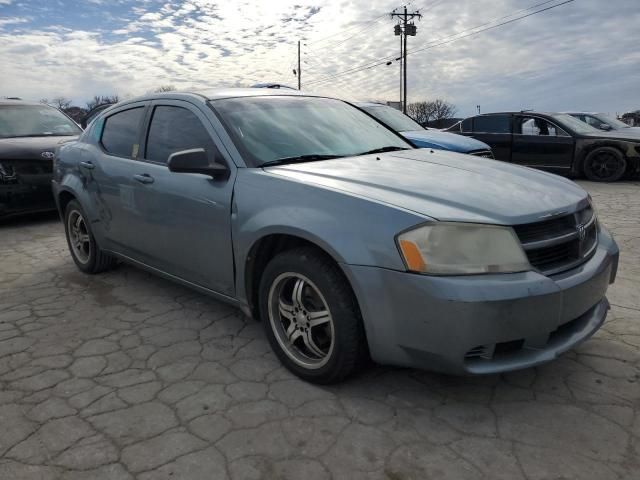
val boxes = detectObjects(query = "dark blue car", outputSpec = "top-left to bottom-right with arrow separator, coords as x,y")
356,102 -> 493,158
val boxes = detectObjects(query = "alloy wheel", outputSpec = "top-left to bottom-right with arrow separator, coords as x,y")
590,151 -> 624,180
268,272 -> 335,369
67,209 -> 91,264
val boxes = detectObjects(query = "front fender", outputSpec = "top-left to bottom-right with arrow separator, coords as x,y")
232,169 -> 428,305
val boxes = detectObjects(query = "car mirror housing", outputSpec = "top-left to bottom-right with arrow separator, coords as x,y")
599,123 -> 612,131
168,148 -> 228,178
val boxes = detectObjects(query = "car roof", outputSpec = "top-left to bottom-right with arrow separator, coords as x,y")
118,88 -> 309,106
468,111 -> 563,117
0,99 -> 44,107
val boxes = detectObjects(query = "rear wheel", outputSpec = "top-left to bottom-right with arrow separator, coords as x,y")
64,200 -> 116,274
583,147 -> 627,182
259,247 -> 367,384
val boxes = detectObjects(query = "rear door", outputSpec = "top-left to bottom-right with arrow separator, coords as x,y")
467,114 -> 513,161
512,115 -> 575,170
86,102 -> 149,256
123,100 -> 236,296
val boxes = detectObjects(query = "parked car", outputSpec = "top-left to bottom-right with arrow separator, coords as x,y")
1,99 -> 81,218
567,112 -> 640,134
54,89 -> 618,383
356,102 -> 494,157
448,111 -> 640,182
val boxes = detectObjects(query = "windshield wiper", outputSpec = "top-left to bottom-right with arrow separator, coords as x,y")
356,146 -> 411,156
261,154 -> 344,167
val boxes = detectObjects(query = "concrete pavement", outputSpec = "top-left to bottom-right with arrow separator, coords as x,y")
0,180 -> 638,479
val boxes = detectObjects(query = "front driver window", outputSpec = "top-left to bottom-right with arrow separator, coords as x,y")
146,106 -> 218,164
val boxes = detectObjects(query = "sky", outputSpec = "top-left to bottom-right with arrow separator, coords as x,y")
0,0 -> 638,117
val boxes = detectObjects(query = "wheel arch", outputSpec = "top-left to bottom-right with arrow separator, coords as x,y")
576,141 -> 627,176
242,232 -> 354,322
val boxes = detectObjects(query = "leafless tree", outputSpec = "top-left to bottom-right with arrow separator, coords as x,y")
154,85 -> 176,92
86,94 -> 119,110
407,99 -> 457,126
51,96 -> 72,110
39,98 -> 49,105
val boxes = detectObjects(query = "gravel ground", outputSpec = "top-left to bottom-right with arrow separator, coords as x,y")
0,180 -> 639,480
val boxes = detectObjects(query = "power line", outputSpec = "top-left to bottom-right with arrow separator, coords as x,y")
304,0 -> 573,88
305,13 -> 388,47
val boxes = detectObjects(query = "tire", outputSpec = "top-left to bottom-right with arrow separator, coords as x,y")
258,247 -> 368,384
64,200 -> 116,274
583,147 -> 627,182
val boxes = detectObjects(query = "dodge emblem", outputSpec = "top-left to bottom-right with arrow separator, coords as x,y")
576,223 -> 587,241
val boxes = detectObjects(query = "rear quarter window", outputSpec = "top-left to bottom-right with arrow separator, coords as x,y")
473,115 -> 511,134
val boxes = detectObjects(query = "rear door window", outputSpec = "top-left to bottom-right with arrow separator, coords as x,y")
472,115 -> 511,134
145,106 -> 217,164
101,107 -> 145,158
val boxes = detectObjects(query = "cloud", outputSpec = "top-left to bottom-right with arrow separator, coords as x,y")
0,0 -> 637,116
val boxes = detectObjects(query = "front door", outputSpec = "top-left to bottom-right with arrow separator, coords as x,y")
124,100 -> 236,296
512,115 -> 575,170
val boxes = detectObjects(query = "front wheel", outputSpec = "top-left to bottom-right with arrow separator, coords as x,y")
64,200 -> 116,274
259,247 -> 367,384
583,147 -> 627,182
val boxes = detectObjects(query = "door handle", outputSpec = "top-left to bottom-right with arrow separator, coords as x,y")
133,173 -> 154,184
79,161 -> 95,170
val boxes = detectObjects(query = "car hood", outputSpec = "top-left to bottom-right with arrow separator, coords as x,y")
400,129 -> 490,153
0,136 -> 78,160
265,149 -> 588,225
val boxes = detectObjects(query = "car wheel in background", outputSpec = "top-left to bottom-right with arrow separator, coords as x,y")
583,147 -> 627,182
259,247 -> 368,384
64,199 -> 116,274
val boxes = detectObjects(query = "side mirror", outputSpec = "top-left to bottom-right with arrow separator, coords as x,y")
168,148 -> 228,178
599,123 -> 612,131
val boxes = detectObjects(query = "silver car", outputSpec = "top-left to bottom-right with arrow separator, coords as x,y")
53,89 -> 619,383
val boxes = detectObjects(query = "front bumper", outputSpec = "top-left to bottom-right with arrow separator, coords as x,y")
1,162 -> 55,218
342,227 -> 619,375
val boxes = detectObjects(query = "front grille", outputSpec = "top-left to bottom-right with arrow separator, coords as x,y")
513,206 -> 597,276
469,149 -> 494,158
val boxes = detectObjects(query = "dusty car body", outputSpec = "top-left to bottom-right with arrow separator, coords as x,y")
1,100 -> 80,218
53,89 -> 619,383
448,111 -> 640,182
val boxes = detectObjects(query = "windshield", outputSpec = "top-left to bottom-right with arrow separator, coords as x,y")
593,114 -> 630,129
362,105 -> 424,132
0,105 -> 81,138
551,114 -> 599,135
211,96 -> 411,166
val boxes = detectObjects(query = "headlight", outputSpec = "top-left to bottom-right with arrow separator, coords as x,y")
396,222 -> 530,275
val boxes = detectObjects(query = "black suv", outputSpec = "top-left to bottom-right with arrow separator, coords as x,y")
0,100 -> 81,218
448,111 -> 640,182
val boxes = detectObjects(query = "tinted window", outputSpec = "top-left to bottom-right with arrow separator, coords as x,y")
473,115 -> 511,133
101,107 -> 144,158
461,118 -> 472,132
146,106 -> 217,164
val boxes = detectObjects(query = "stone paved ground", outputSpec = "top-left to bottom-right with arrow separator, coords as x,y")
0,180 -> 639,480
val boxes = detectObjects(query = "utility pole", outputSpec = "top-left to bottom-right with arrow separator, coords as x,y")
297,40 -> 301,90
391,6 -> 421,114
